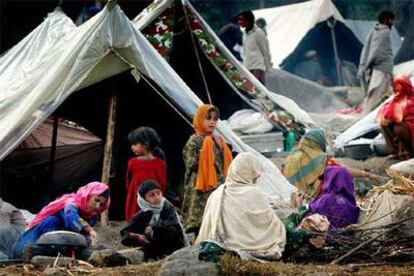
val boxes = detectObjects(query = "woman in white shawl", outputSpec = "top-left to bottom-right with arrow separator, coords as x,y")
196,152 -> 286,261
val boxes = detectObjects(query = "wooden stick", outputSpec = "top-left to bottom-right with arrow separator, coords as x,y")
330,224 -> 400,265
49,115 -> 59,185
100,91 -> 117,226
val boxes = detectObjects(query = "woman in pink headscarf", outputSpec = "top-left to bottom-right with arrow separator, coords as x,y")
12,182 -> 110,259
377,75 -> 414,160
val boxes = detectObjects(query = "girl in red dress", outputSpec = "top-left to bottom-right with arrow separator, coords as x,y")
125,127 -> 167,221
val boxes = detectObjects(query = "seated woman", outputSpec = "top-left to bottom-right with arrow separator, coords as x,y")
120,180 -> 187,261
284,128 -> 383,201
308,166 -> 360,229
13,182 -> 110,259
377,75 -> 414,160
196,153 -> 286,261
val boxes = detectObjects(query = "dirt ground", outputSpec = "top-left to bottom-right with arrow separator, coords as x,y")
94,221 -> 127,250
1,256 -> 414,276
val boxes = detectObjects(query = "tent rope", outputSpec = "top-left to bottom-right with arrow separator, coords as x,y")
182,3 -> 213,104
109,48 -> 193,127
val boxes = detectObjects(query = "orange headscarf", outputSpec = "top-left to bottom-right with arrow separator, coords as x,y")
377,76 -> 414,126
193,104 -> 233,192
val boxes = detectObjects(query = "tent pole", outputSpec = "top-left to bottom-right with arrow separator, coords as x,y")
100,91 -> 117,227
328,17 -> 343,86
49,115 -> 59,186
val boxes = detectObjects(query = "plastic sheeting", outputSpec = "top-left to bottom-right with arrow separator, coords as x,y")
227,109 -> 274,134
0,3 -> 296,204
253,0 -> 345,68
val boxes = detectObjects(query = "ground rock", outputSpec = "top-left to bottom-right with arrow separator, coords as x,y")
159,246 -> 219,276
390,158 -> 414,177
31,256 -> 78,268
41,267 -> 65,276
87,249 -> 128,267
119,249 -> 144,264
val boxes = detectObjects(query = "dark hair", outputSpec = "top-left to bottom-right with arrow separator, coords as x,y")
139,179 -> 161,198
239,10 -> 255,25
378,10 -> 395,23
128,126 -> 165,160
230,15 -> 239,24
99,189 -> 110,199
207,106 -> 220,120
256,18 -> 267,28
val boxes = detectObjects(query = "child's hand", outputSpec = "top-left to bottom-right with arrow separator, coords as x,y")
144,226 -> 152,235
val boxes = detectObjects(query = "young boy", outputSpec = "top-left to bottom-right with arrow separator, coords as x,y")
120,180 -> 186,260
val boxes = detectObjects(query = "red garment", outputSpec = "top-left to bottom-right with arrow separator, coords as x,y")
125,157 -> 166,221
377,76 -> 414,145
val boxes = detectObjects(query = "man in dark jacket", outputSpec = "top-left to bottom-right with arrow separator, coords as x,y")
218,16 -> 243,61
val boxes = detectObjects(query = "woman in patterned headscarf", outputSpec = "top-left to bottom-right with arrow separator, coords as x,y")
180,104 -> 233,235
284,128 -> 383,199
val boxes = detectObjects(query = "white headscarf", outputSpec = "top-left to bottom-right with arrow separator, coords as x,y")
137,194 -> 166,226
196,153 -> 286,261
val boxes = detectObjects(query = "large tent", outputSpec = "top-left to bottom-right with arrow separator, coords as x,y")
0,2 -> 295,215
133,0 -> 314,135
253,0 -> 362,86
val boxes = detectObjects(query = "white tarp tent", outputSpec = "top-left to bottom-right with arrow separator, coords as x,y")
253,0 -> 345,68
0,2 -> 296,204
253,0 -> 361,87
345,19 -> 402,56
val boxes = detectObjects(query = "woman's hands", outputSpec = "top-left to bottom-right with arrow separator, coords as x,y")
84,226 -> 98,246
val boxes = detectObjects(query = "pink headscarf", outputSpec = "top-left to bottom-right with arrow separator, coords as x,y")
28,182 -> 110,229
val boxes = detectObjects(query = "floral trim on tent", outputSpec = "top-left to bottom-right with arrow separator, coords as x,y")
142,6 -> 175,61
185,8 -> 301,131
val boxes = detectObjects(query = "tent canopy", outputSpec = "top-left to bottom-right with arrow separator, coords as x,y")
133,0 -> 314,132
253,0 -> 362,85
0,2 -> 296,213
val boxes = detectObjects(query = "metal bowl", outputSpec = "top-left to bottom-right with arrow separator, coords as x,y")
36,231 -> 87,247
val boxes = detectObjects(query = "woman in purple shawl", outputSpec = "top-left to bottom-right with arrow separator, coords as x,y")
308,166 -> 360,229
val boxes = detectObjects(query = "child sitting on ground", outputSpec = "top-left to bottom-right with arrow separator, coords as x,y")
120,180 -> 187,261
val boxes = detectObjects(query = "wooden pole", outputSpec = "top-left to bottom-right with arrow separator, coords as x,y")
100,91 -> 117,226
49,115 -> 59,185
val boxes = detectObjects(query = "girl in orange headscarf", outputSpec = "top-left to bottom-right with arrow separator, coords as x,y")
377,75 -> 414,160
180,104 -> 233,235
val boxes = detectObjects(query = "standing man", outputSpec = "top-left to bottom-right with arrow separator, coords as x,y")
358,10 -> 395,113
238,10 -> 272,85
